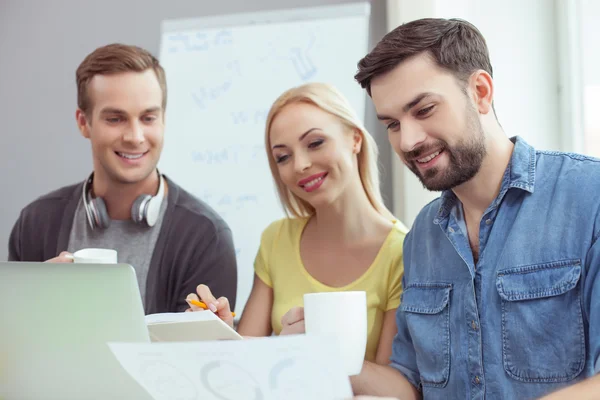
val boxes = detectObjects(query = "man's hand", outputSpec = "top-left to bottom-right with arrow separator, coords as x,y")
280,306 -> 305,335
44,251 -> 74,263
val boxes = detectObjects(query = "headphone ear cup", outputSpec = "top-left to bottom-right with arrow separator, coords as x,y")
144,197 -> 162,227
131,194 -> 152,224
92,197 -> 111,229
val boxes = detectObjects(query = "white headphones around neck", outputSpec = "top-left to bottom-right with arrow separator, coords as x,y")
82,170 -> 165,230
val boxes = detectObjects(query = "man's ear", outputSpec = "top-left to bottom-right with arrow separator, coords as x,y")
470,70 -> 494,115
75,109 -> 91,138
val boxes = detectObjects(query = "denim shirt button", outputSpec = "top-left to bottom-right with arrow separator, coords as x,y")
485,219 -> 493,225
474,376 -> 481,385
471,320 -> 478,330
449,227 -> 455,233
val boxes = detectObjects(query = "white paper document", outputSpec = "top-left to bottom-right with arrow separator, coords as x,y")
108,335 -> 353,400
145,311 -> 243,342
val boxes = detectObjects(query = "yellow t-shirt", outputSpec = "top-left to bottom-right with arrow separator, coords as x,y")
254,217 -> 407,362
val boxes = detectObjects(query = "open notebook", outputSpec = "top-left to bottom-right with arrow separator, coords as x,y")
145,310 -> 242,342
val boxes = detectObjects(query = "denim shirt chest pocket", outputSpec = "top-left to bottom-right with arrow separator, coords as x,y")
400,283 -> 452,387
496,260 -> 585,382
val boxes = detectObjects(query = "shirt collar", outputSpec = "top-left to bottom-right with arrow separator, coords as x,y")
434,136 -> 536,223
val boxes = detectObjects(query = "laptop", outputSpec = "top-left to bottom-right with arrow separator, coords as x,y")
0,262 -> 153,400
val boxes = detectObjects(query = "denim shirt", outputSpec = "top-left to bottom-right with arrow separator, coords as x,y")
391,137 -> 600,399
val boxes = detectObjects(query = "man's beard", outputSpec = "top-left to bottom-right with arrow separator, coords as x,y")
405,106 -> 487,192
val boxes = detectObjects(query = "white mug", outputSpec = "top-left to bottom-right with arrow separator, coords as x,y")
72,248 -> 117,264
303,291 -> 367,376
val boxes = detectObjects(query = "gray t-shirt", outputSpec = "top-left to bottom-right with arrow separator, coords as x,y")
67,196 -> 168,306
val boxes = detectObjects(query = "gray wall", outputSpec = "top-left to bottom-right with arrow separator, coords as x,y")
0,0 -> 392,261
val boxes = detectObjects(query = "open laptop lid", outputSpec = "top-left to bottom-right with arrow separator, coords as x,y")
0,262 -> 152,400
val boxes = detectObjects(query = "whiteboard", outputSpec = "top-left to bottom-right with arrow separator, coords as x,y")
157,3 -> 371,316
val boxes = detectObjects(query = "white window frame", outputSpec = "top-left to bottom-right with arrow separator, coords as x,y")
555,0 -> 585,154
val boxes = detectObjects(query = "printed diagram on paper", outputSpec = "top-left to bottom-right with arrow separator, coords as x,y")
109,335 -> 352,400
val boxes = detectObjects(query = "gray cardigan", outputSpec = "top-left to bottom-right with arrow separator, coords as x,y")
8,176 -> 238,314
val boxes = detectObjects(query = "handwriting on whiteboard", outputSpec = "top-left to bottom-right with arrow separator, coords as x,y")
260,33 -> 318,81
231,109 -> 270,125
191,61 -> 242,110
191,144 -> 265,164
168,29 -> 234,53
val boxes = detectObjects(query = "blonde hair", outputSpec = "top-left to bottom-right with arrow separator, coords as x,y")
265,82 -> 394,220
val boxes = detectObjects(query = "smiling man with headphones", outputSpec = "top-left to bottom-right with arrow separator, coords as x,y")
8,43 -> 238,314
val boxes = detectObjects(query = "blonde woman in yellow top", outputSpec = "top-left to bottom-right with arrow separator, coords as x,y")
187,82 -> 408,372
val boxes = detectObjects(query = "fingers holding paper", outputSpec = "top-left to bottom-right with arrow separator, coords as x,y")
280,306 -> 305,335
44,251 -> 74,263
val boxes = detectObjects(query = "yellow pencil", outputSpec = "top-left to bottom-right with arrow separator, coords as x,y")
188,299 -> 236,317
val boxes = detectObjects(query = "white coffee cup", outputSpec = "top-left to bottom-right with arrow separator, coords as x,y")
303,291 -> 368,376
72,248 -> 117,264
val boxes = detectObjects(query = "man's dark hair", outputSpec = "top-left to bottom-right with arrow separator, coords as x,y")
355,18 -> 493,95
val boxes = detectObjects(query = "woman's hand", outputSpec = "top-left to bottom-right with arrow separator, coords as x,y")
186,284 -> 235,329
280,306 -> 305,335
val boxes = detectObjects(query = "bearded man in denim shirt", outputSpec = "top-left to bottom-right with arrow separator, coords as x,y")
349,18 -> 600,400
